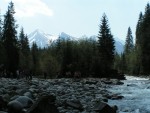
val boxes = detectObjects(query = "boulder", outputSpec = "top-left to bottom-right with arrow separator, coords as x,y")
111,94 -> 124,100
93,101 -> 116,113
26,95 -> 59,113
0,96 -> 7,111
102,80 -> 112,85
65,99 -> 83,111
0,89 -> 3,95
23,92 -> 33,99
127,84 -> 138,87
7,100 -> 23,113
85,80 -> 98,85
16,89 -> 29,95
15,96 -> 33,108
10,95 -> 19,101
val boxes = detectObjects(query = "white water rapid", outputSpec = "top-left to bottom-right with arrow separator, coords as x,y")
108,76 -> 150,113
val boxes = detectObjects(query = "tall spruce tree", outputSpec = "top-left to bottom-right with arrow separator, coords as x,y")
31,42 -> 39,76
97,14 -> 115,77
140,3 -> 150,74
2,1 -> 19,77
135,12 -> 143,75
124,27 -> 134,73
19,28 -> 30,70
0,12 -> 6,65
124,27 -> 134,54
136,12 -> 143,47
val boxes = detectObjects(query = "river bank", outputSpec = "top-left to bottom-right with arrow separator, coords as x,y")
0,77 -> 124,113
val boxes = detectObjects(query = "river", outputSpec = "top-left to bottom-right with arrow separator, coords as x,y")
108,76 -> 150,113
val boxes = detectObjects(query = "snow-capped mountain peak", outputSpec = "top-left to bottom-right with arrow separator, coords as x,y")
28,29 -> 124,53
28,29 -> 58,48
59,32 -> 76,40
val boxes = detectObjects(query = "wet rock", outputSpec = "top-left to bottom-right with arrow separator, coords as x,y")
111,79 -> 124,85
111,105 -> 118,111
102,80 -> 112,84
16,89 -> 29,95
26,95 -> 59,113
115,81 -> 124,85
15,96 -> 33,108
3,94 -> 10,102
85,80 -> 98,85
0,89 -> 3,95
0,96 -> 7,111
23,92 -> 33,99
127,84 -> 138,87
93,101 -> 116,113
7,100 -> 23,113
111,94 -> 124,100
10,95 -> 19,101
102,98 -> 108,102
65,99 -> 83,111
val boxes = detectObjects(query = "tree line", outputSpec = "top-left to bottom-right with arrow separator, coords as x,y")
114,3 -> 150,76
1,2 -> 150,78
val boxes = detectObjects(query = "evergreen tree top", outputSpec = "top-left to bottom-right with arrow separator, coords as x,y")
98,13 -> 112,39
124,27 -> 134,54
8,1 -> 15,14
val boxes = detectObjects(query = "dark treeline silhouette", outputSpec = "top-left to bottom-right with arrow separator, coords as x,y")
114,3 -> 150,76
0,2 -> 127,79
2,3 -> 150,79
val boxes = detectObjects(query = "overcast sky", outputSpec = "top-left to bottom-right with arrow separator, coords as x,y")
1,0 -> 150,41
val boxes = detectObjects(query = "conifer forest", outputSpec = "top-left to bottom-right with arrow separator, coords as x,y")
1,2 -> 150,79
2,1 -> 150,113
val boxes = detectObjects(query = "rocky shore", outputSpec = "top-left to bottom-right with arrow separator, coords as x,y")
0,77 -> 124,113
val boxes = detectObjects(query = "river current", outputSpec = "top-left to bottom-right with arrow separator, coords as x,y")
108,76 -> 150,113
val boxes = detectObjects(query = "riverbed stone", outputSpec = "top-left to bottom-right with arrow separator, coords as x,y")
26,95 -> 59,113
0,96 -> 7,111
65,99 -> 83,111
93,101 -> 116,113
7,100 -> 23,113
15,96 -> 33,108
23,92 -> 33,99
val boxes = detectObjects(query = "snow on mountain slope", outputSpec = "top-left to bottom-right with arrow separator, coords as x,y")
59,32 -> 76,40
28,29 -> 58,48
28,29 -> 124,53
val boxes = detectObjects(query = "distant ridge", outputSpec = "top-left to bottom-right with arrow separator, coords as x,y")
28,29 -> 124,53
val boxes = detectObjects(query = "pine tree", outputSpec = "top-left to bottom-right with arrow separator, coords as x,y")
0,12 -> 6,65
124,27 -> 134,73
136,12 -> 143,47
97,14 -> 115,77
31,42 -> 39,76
2,2 -> 19,77
135,12 -> 143,75
124,27 -> 134,54
0,13 -> 2,40
19,28 -> 30,70
140,3 -> 150,74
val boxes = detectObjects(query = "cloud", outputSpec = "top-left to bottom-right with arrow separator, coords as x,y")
5,0 -> 53,18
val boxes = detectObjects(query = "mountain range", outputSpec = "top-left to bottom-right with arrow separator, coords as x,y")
28,29 -> 124,53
